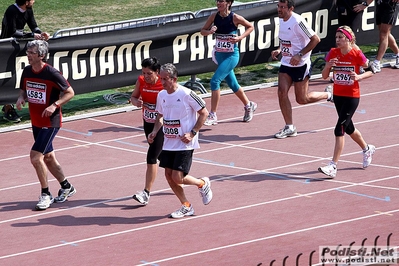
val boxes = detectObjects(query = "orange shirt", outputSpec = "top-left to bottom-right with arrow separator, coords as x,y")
326,47 -> 367,98
137,75 -> 163,123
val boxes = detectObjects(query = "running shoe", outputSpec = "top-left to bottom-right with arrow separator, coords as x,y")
204,112 -> 217,126
133,190 -> 150,205
274,126 -> 297,139
54,185 -> 76,203
318,163 -> 337,178
369,61 -> 381,73
199,177 -> 213,205
393,56 -> 399,69
36,193 -> 54,210
170,205 -> 195,219
243,101 -> 257,122
325,85 -> 334,102
363,144 -> 376,168
2,104 -> 21,123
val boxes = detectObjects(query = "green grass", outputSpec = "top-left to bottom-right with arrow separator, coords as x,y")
0,0 -> 383,128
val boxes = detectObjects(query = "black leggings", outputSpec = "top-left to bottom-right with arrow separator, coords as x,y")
144,120 -> 164,164
333,96 -> 360,137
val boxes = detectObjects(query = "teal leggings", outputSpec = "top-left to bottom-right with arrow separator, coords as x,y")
211,48 -> 240,92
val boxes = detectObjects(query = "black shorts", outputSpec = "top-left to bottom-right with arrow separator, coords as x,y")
31,126 -> 59,154
159,150 -> 193,176
279,64 -> 311,82
376,1 -> 399,25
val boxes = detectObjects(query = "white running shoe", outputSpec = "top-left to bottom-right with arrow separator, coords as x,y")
170,205 -> 195,219
318,163 -> 337,178
199,177 -> 213,205
325,85 -> 334,102
393,56 -> 399,69
369,61 -> 381,73
363,144 -> 376,168
204,112 -> 217,126
274,126 -> 298,139
133,190 -> 150,205
36,193 -> 54,210
243,101 -> 257,122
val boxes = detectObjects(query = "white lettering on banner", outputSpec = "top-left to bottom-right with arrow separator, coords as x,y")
173,34 -> 188,64
134,41 -> 151,70
117,43 -> 135,73
315,9 -> 328,39
90,48 -> 98,77
190,32 -> 205,61
15,56 -> 28,89
257,18 -> 272,49
99,46 -> 116,76
72,49 -> 88,80
362,1 -> 375,31
53,51 -> 69,79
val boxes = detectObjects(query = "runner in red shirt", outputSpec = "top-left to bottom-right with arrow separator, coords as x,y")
16,40 -> 76,210
130,57 -> 164,205
318,26 -> 376,178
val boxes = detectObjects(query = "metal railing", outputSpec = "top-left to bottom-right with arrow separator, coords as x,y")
195,0 -> 277,18
52,11 -> 196,38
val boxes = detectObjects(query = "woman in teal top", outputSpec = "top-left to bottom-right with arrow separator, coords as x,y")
201,0 -> 257,126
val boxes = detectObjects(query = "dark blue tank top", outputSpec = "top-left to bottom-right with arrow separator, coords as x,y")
214,12 -> 237,34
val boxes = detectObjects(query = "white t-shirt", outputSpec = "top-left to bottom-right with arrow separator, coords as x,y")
278,12 -> 316,67
156,85 -> 206,151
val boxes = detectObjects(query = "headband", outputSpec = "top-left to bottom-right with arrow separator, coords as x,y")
337,28 -> 353,41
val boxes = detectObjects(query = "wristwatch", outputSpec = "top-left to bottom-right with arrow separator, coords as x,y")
191,129 -> 197,136
53,101 -> 60,108
361,1 -> 368,6
298,52 -> 303,57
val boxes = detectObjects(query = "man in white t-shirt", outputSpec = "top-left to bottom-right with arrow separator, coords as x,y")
271,0 -> 333,139
148,63 -> 213,219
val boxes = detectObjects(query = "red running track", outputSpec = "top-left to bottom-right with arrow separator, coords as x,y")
0,69 -> 398,265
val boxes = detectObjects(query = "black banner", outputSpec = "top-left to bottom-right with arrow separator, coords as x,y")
0,0 -> 397,104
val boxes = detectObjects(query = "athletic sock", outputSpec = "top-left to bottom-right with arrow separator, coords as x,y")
144,189 -> 150,195
363,145 -> 369,152
183,201 -> 191,208
286,124 -> 294,130
41,187 -> 50,195
60,179 -> 71,189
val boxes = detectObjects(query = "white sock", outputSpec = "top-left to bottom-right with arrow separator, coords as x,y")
286,124 -> 294,130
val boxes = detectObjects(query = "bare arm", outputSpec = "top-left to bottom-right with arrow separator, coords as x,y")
130,79 -> 143,107
231,14 -> 254,43
200,13 -> 217,36
148,113 -> 164,144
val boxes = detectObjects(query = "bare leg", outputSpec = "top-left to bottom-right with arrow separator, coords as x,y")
277,72 -> 293,125
375,24 -> 392,61
30,150 -> 49,189
294,77 -> 329,104
332,136 -> 345,163
348,128 -> 367,150
43,151 -> 66,183
166,169 -> 203,205
387,33 -> 399,54
145,163 -> 158,191
234,88 -> 250,106
210,90 -> 220,113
